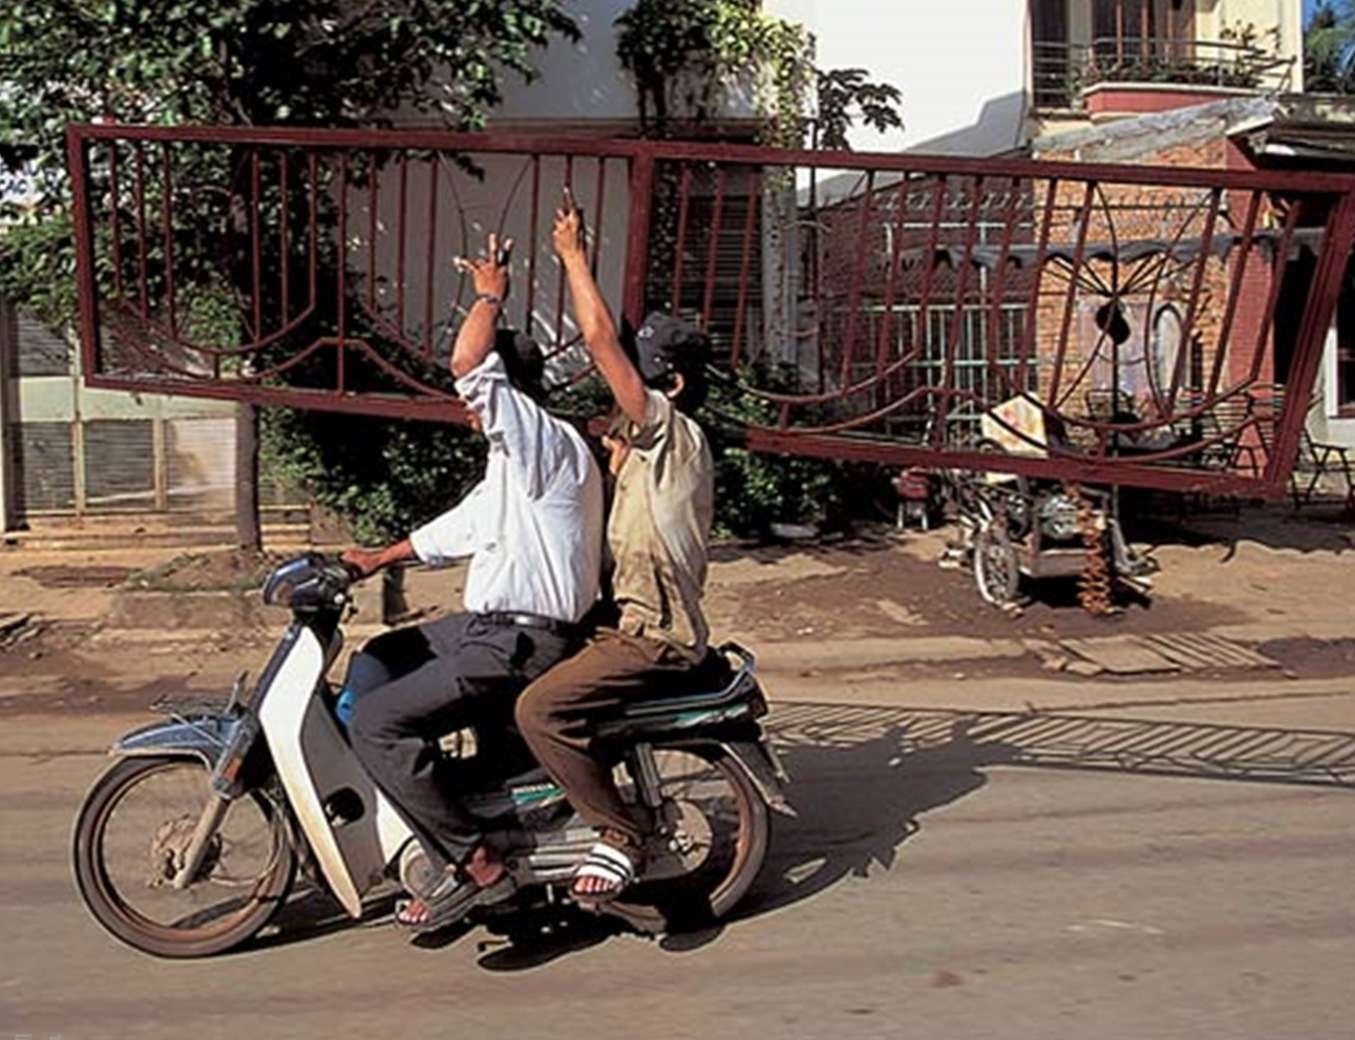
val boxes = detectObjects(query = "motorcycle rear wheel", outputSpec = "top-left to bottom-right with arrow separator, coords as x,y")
611,741 -> 769,930
73,755 -> 296,958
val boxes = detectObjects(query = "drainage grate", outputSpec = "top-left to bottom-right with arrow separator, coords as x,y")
1059,633 -> 1280,675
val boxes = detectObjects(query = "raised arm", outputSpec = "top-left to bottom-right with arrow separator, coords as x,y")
450,232 -> 512,379
553,194 -> 648,425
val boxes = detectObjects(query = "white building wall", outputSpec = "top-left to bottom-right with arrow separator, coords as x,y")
490,0 -> 640,130
766,0 -> 1030,156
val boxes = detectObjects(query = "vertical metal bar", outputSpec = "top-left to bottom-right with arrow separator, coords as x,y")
308,152 -> 319,310
337,153 -> 348,392
1248,201 -> 1299,382
1046,181 -> 1095,407
396,153 -> 408,333
424,153 -> 439,359
134,143 -> 149,317
623,149 -> 657,331
934,176 -> 985,440
108,144 -> 124,299
1167,187 -> 1222,409
730,168 -> 761,370
701,167 -> 728,332
915,177 -> 949,373
838,171 -> 876,387
66,127 -> 103,382
671,165 -> 693,314
875,178 -> 911,379
161,143 -> 177,338
250,149 -> 262,341
1206,189 -> 1261,397
986,179 -> 1023,393
1266,191 -> 1355,486
590,157 -> 606,279
554,155 -> 573,350
367,149 -> 379,314
526,154 -> 540,333
1019,178 -> 1058,392
280,151 -> 291,325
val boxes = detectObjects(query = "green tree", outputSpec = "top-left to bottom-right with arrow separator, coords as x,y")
1306,2 -> 1355,93
613,0 -> 902,538
614,0 -> 901,148
0,0 -> 578,545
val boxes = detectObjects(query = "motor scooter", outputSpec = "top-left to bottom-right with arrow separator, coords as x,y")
72,553 -> 790,957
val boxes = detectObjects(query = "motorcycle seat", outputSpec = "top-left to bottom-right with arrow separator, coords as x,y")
608,642 -> 762,721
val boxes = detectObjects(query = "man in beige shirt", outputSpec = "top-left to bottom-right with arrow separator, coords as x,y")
515,195 -> 714,902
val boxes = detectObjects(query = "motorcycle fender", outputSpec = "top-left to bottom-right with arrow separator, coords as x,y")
112,715 -> 238,769
686,739 -> 796,817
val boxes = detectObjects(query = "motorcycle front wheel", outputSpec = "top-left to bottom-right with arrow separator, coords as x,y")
73,756 -> 296,958
612,741 -> 769,930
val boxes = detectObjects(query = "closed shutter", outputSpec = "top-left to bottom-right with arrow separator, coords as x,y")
84,419 -> 154,510
16,422 -> 75,511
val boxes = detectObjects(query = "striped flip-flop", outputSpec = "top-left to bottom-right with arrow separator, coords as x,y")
570,841 -> 639,905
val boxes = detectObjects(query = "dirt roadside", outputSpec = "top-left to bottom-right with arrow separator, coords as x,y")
0,507 -> 1351,720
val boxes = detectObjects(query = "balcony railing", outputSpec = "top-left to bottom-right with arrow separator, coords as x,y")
1033,37 -> 1293,111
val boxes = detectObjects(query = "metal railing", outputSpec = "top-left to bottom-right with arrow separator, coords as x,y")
65,124 -> 1355,497
1032,37 -> 1293,110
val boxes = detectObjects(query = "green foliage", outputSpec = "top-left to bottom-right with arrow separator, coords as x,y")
615,0 -> 901,149
0,0 -> 578,541
1306,3 -> 1355,93
262,406 -> 486,546
0,0 -> 579,317
615,0 -> 815,147
703,366 -> 853,539
813,68 -> 904,150
553,365 -> 856,539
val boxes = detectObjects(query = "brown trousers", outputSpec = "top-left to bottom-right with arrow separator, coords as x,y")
515,629 -> 695,849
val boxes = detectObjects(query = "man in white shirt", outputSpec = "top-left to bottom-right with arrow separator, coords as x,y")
339,234 -> 603,933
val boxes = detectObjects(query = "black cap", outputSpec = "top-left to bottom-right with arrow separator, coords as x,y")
493,328 -> 545,397
633,312 -> 709,384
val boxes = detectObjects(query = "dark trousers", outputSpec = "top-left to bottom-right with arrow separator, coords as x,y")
515,630 -> 695,850
349,612 -> 573,869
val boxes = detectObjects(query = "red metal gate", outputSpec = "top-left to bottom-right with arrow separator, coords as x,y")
67,123 -> 1355,496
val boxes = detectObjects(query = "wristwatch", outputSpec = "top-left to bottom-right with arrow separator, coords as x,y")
474,292 -> 503,309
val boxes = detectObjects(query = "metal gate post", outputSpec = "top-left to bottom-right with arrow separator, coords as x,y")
622,147 -> 656,329
1266,191 -> 1355,487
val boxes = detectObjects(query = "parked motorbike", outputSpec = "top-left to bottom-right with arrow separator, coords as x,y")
72,553 -> 791,958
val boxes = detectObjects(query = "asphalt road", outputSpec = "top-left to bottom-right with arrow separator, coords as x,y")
2,696 -> 1352,1040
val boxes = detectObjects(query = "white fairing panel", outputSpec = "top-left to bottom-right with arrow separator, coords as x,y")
258,627 -> 413,918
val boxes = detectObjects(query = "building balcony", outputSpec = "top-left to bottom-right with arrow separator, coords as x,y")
1032,37 -> 1294,114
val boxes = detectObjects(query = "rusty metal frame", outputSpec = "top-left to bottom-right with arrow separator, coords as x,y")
66,123 -> 1355,497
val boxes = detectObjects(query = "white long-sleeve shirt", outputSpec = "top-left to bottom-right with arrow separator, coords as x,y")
409,352 -> 603,623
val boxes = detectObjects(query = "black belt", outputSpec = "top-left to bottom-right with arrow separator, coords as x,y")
480,611 -> 582,639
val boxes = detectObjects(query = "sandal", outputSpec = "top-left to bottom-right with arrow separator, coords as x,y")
571,840 -> 641,906
395,865 -> 516,936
